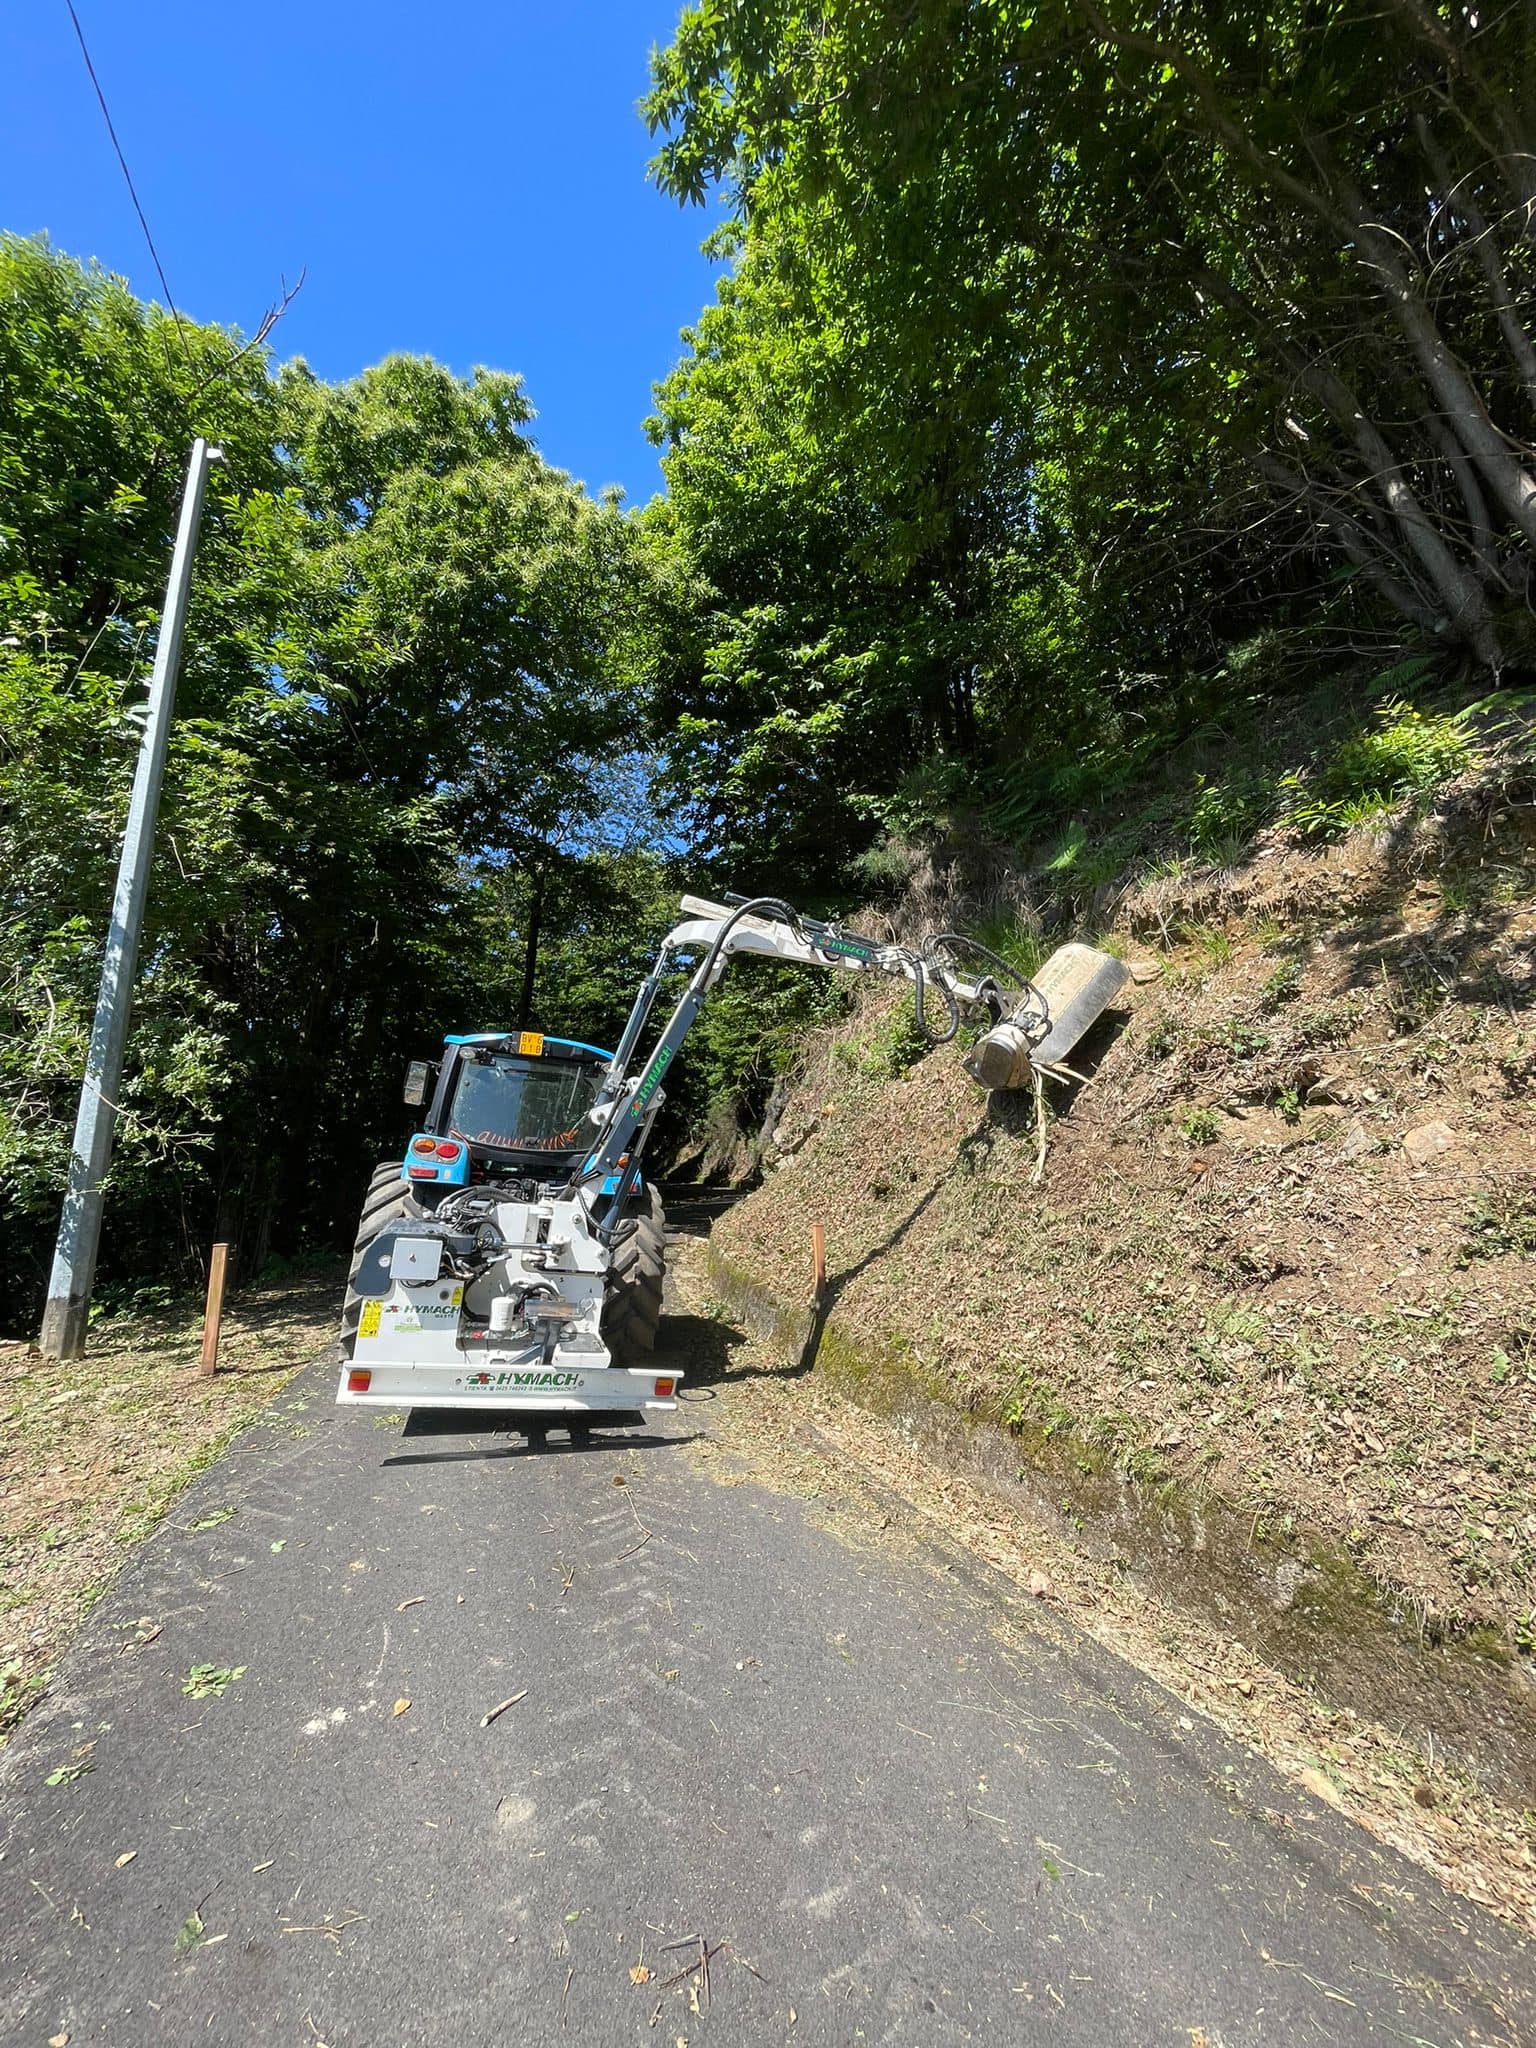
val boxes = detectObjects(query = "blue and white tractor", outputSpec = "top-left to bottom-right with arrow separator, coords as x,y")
335,892 -> 1127,1420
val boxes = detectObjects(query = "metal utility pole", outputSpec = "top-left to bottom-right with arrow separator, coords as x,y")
38,438 -> 222,1360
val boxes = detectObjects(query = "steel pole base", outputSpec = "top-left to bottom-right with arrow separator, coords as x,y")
38,1292 -> 90,1361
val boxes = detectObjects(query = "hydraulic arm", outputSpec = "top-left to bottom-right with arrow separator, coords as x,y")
571,893 -> 1029,1230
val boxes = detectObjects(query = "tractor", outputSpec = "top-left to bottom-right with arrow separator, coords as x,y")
335,892 -> 1127,1419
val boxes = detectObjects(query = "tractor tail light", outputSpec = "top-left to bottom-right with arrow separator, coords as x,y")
347,1368 -> 372,1394
654,1377 -> 675,1399
435,1140 -> 462,1161
410,1136 -> 437,1155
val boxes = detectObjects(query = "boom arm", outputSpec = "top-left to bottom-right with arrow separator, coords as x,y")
569,894 -> 1002,1230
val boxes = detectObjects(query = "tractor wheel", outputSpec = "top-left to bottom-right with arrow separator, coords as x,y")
338,1160 -> 422,1360
602,1184 -> 667,1367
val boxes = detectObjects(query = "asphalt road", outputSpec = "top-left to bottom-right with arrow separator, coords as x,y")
3,1287 -> 1533,2046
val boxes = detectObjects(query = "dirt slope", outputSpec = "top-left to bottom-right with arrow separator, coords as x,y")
710,775 -> 1536,1740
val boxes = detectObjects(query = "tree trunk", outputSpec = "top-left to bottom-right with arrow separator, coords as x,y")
1414,116 -> 1536,410
1294,360 -> 1504,663
1250,450 -> 1442,630
1335,183 -> 1536,549
516,865 -> 545,1031
1424,416 -> 1510,588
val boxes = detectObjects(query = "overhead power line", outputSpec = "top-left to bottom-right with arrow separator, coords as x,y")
63,0 -> 193,364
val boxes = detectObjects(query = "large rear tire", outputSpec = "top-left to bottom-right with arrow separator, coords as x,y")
602,1184 -> 666,1366
339,1161 -> 421,1360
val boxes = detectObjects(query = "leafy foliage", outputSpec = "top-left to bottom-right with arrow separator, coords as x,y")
0,237 -> 672,1322
1284,704 -> 1476,839
14,0 -> 1536,1316
642,0 -> 1536,885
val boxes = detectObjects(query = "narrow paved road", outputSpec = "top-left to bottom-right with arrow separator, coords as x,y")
3,1264 -> 1532,2045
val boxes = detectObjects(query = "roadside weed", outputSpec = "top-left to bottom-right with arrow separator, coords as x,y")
183,1663 -> 247,1699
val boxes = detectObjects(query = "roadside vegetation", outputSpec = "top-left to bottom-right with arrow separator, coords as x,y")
0,1266 -> 336,1743
711,708 -> 1536,1663
4,1 -> 1536,1802
0,235 -> 690,1322
9,6 -> 1536,1306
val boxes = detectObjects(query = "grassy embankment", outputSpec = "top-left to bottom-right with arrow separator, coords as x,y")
706,677 -> 1536,1787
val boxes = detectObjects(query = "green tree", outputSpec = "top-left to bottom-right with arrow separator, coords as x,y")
0,237 -> 673,1319
649,2 -> 1536,676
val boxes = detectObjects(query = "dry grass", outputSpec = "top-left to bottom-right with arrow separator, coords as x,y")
672,1234 -> 1536,1936
721,803 -> 1536,1645
0,1264 -> 339,1740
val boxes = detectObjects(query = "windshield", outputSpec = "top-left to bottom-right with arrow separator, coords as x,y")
448,1055 -> 601,1154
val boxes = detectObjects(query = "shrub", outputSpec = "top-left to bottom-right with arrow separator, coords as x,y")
1143,1015 -> 1180,1060
1185,771 -> 1281,861
1456,1185 -> 1536,1267
833,999 -> 932,1081
1260,958 -> 1303,1006
1225,1019 -> 1270,1056
1285,702 -> 1475,840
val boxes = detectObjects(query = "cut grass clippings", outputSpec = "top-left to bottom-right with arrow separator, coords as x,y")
730,798 -> 1536,1655
0,1263 -> 340,1743
667,1237 -> 1536,1938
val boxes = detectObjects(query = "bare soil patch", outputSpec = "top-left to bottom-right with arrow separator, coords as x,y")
722,801 -> 1536,1650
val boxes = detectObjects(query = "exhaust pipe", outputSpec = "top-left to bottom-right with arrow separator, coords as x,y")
965,942 -> 1130,1090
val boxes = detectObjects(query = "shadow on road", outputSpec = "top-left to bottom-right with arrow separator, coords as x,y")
380,1411 -> 701,1466
660,1306 -> 824,1400
382,1425 -> 700,1474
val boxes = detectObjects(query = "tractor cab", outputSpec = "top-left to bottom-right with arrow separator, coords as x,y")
401,1031 -> 613,1195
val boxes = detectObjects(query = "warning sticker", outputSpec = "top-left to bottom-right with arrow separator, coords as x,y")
359,1301 -> 382,1339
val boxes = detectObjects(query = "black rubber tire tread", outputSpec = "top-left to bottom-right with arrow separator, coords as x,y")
354,1160 -> 406,1233
355,1189 -> 409,1245
602,1184 -> 666,1366
339,1161 -> 421,1360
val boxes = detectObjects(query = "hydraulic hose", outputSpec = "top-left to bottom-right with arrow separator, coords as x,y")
907,950 -> 960,1044
586,898 -> 808,1235
924,931 -> 1051,1041
757,899 -> 962,1047
924,930 -> 1029,988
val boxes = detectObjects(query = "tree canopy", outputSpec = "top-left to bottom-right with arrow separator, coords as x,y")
0,236 -> 676,1310
8,5 -> 1536,1311
641,0 -> 1536,871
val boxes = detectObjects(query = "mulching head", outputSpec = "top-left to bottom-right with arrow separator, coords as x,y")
964,942 -> 1130,1090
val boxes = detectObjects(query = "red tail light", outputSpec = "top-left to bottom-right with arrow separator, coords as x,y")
435,1140 -> 462,1161
347,1368 -> 372,1394
653,1377 -> 675,1398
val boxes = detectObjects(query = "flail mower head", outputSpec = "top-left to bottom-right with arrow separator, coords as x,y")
962,941 -> 1130,1091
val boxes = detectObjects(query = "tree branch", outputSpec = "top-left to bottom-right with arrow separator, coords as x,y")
1415,116 -> 1536,406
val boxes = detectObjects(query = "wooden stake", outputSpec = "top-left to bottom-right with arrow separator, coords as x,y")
810,1221 -> 827,1305
199,1242 -> 232,1376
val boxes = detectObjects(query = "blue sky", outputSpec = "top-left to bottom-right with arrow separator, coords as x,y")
3,2 -> 720,505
